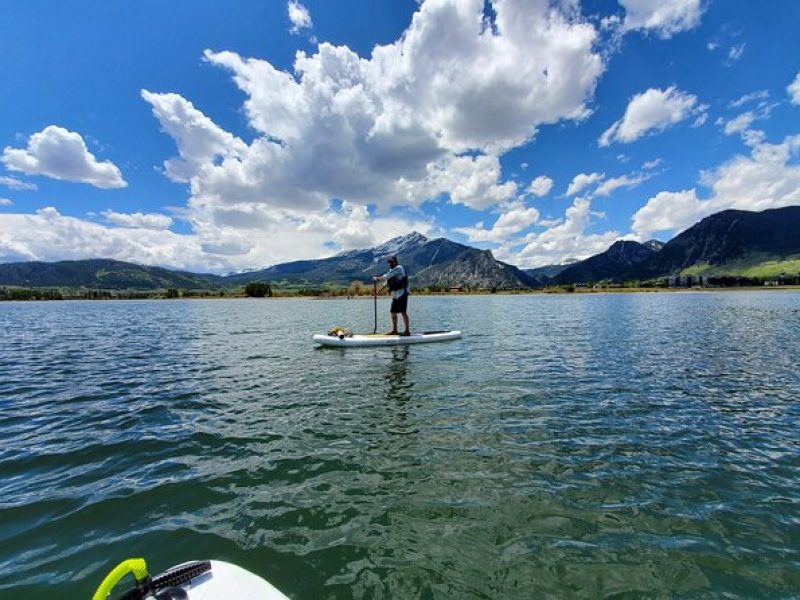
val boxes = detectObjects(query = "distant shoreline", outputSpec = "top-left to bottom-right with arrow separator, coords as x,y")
2,285 -> 800,302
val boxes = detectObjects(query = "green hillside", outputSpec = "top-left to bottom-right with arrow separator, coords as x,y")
680,255 -> 800,278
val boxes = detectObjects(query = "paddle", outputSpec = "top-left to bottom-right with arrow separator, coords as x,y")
373,279 -> 377,334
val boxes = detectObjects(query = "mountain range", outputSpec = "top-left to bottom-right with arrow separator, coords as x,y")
0,232 -> 536,290
0,258 -> 224,290
552,206 -> 800,284
549,239 -> 664,285
214,231 -> 537,289
1,206 -> 798,290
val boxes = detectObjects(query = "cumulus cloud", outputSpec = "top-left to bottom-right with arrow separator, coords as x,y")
0,198 -> 12,206
101,210 -> 174,230
146,0 -> 603,221
424,153 -> 518,209
631,189 -> 707,236
619,0 -> 704,39
632,134 -> 800,236
599,86 -> 706,146
0,203 -> 435,271
184,196 -> 437,268
527,175 -> 553,197
0,207 -> 209,268
788,71 -> 800,105
453,200 -> 540,242
566,171 -> 604,196
287,1 -> 312,34
594,172 -> 651,196
295,201 -> 436,251
0,175 -> 37,191
2,126 -> 126,188
503,197 -> 621,267
141,90 -> 249,185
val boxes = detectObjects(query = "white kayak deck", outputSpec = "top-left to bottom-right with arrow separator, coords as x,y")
314,330 -> 462,347
180,560 -> 288,599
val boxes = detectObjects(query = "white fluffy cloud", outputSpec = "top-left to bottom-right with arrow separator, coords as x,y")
788,71 -> 800,105
2,126 -> 126,188
599,86 -> 706,146
0,175 -> 37,191
287,1 -> 312,33
141,90 -> 249,186
145,0 -> 603,219
103,0 -> 610,270
594,172 -> 650,196
632,134 -> 800,236
619,0 -> 704,39
631,189 -> 707,236
0,203 -> 434,270
0,198 -> 12,206
102,210 -> 174,230
453,201 -> 539,243
503,197 -> 621,267
566,171 -> 604,196
527,175 -> 553,197
295,201 -> 436,251
0,207 -> 208,268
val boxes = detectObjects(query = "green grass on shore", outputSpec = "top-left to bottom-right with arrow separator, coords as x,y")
681,255 -> 800,278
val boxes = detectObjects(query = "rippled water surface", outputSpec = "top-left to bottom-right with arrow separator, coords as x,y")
2,292 -> 800,598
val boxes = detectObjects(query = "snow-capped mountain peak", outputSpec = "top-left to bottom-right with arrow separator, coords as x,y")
372,231 -> 429,257
332,231 -> 430,260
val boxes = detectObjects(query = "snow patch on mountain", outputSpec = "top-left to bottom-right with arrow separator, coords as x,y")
334,231 -> 430,260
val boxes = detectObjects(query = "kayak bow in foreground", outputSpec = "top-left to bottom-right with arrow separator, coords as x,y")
92,558 -> 288,600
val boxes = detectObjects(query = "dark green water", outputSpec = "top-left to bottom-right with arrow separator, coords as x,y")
1,292 -> 799,599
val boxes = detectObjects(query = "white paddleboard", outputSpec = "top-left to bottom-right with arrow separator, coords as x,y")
314,330 -> 462,347
168,560 -> 288,599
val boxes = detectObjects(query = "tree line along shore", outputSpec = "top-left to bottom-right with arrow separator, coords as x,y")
3,276 -> 800,302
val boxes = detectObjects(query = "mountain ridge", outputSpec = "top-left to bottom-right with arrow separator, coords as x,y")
0,232 -> 536,290
0,258 -> 224,290
227,233 -> 536,289
2,207 -> 799,290
551,206 -> 800,284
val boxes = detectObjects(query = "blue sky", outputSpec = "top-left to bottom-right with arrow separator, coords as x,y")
1,0 -> 799,272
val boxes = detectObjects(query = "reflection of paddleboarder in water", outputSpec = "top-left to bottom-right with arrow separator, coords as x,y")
373,255 -> 411,336
385,345 -> 411,404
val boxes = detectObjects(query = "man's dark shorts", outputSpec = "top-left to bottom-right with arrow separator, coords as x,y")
390,292 -> 409,314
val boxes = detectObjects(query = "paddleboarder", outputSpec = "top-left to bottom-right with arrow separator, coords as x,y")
373,255 -> 411,336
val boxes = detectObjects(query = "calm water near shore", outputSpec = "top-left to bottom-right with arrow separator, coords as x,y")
1,292 -> 799,598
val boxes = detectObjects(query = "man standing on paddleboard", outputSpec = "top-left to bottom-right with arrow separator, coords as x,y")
373,255 -> 411,336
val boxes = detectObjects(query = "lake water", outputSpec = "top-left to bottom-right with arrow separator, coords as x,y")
1,292 -> 799,598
